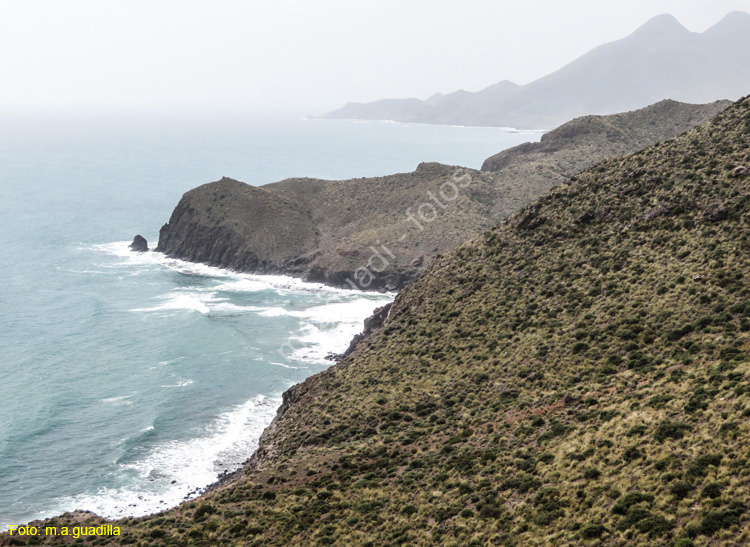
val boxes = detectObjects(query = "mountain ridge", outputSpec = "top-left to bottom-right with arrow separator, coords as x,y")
320,13 -> 750,128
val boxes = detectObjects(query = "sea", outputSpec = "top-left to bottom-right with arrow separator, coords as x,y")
0,111 -> 542,530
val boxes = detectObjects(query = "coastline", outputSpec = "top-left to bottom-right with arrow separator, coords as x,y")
303,115 -> 549,132
0,243 -> 394,532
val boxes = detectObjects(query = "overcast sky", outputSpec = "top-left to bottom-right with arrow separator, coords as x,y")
1,0 -> 749,116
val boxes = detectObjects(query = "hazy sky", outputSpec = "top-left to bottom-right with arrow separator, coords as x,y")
1,0 -> 749,116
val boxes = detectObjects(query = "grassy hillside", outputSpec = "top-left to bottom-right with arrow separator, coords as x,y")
481,99 -> 730,217
5,96 -> 750,546
156,101 -> 727,290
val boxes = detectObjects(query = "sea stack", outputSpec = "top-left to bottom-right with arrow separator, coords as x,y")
129,235 -> 148,252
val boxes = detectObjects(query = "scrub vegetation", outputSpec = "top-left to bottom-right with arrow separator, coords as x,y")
3,96 -> 750,547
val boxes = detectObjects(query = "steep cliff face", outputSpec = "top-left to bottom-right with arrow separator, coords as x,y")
156,177 -> 319,277
157,164 -> 503,290
156,101 -> 728,291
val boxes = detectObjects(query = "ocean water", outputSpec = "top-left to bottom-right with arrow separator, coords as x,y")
0,112 -> 542,530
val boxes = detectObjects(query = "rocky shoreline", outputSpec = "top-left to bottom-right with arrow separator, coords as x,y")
152,101 -> 729,294
152,165 -> 496,292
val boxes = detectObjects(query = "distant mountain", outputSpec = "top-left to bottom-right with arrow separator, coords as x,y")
153,99 -> 728,291
321,12 -> 750,128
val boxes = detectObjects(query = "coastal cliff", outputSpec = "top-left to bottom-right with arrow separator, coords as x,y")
6,94 -> 750,547
156,100 -> 728,290
156,163 -> 501,291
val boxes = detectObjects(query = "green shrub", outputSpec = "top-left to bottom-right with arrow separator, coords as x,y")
535,508 -> 564,525
686,454 -> 722,477
647,394 -> 673,409
623,446 -> 644,461
701,510 -> 739,535
626,425 -> 648,437
501,475 -> 541,493
401,504 -> 418,515
581,523 -> 606,538
635,515 -> 674,537
620,506 -> 653,528
193,503 -> 217,520
670,481 -> 693,500
701,482 -> 724,499
572,342 -> 589,354
654,420 -> 691,442
480,503 -> 502,519
612,492 -> 654,515
584,468 -> 601,480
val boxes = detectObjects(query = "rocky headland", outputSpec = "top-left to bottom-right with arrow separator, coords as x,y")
155,100 -> 728,290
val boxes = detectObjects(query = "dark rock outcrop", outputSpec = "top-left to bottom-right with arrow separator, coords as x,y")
338,303 -> 392,359
129,235 -> 148,252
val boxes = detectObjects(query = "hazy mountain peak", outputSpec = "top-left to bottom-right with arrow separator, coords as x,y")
630,13 -> 689,36
424,92 -> 444,104
485,79 -> 520,90
717,10 -> 750,23
703,10 -> 750,35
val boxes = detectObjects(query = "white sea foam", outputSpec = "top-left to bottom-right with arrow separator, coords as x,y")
160,378 -> 194,388
270,361 -> 303,370
283,297 -> 392,363
93,241 -> 364,295
50,394 -> 280,521
98,240 -> 393,361
131,294 -> 211,315
101,394 -> 135,405
157,357 -> 185,366
256,306 -> 291,317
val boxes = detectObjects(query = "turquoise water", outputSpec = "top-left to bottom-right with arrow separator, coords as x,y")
0,113 -> 541,529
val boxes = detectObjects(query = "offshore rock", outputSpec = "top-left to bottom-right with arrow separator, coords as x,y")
129,235 -> 148,252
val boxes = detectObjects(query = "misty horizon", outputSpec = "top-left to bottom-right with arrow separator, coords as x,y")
1,0 -> 749,117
